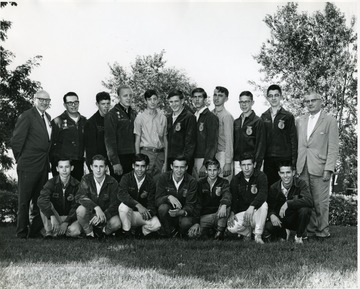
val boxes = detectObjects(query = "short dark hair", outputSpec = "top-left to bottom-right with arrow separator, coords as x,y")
278,160 -> 294,171
96,91 -> 111,103
117,85 -> 132,96
167,89 -> 184,100
144,89 -> 157,100
63,92 -> 78,103
239,91 -> 253,101
133,153 -> 150,166
204,158 -> 220,169
171,155 -> 188,165
92,154 -> 107,164
191,88 -> 207,98
267,84 -> 282,96
240,152 -> 255,163
215,86 -> 229,97
55,158 -> 73,166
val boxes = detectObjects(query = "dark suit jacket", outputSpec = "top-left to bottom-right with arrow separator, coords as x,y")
11,106 -> 51,172
296,111 -> 339,176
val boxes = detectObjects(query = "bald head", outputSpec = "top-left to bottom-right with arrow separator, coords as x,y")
34,90 -> 51,113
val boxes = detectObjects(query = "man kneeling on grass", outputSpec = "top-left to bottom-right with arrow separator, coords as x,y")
188,158 -> 231,240
263,162 -> 313,244
76,154 -> 121,238
226,153 -> 268,244
156,156 -> 197,237
118,154 -> 161,238
38,158 -> 82,238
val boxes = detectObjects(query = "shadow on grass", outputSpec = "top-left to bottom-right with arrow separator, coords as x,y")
0,225 -> 357,288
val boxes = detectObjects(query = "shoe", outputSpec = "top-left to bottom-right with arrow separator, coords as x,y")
122,230 -> 135,239
93,226 -> 104,238
254,235 -> 264,244
43,234 -> 53,240
294,235 -> 303,244
214,231 -> 224,240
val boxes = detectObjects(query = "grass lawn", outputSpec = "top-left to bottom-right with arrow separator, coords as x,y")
0,225 -> 357,289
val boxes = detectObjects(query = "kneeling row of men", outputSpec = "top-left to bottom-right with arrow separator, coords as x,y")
37,153 -> 313,244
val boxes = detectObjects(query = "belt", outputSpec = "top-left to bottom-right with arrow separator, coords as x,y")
141,147 -> 164,153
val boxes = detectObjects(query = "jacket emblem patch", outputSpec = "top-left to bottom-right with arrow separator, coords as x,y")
140,191 -> 148,198
278,120 -> 285,129
67,194 -> 74,201
175,122 -> 181,131
199,122 -> 204,132
251,184 -> 258,194
215,187 -> 222,196
246,126 -> 253,136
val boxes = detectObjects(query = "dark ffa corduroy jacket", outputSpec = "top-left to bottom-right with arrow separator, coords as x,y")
230,170 -> 268,214
104,103 -> 137,165
118,172 -> 157,216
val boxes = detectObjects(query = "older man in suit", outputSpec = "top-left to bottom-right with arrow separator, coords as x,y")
296,91 -> 339,239
11,90 -> 52,238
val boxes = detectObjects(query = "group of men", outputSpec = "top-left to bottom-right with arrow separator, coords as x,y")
11,84 -> 339,244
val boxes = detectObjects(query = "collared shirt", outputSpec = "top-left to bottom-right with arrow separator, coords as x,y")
281,182 -> 289,199
270,107 -> 281,122
172,175 -> 184,191
172,107 -> 185,124
212,107 -> 234,164
194,107 -> 207,121
94,176 -> 105,197
134,174 -> 146,190
36,107 -> 52,139
134,108 -> 167,149
207,178 -> 216,191
307,110 -> 321,140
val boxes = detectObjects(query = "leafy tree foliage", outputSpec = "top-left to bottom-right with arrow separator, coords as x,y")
252,2 -> 357,192
102,50 -> 197,114
0,2 -> 42,187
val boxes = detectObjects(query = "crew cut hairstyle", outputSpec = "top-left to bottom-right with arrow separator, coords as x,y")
63,91 -> 78,103
117,85 -> 132,96
239,91 -> 253,101
167,89 -> 184,100
215,86 -> 229,97
267,84 -> 282,96
96,91 -> 110,103
191,87 -> 207,98
133,153 -> 150,166
144,89 -> 158,100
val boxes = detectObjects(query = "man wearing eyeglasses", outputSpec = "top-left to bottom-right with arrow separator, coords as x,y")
296,91 -> 339,240
261,85 -> 297,188
233,91 -> 265,175
11,90 -> 52,238
50,92 -> 87,181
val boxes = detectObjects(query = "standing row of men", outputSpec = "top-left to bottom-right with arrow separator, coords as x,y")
11,84 -> 339,241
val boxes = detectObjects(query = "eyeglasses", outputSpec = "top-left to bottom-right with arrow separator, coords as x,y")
239,100 -> 252,105
304,99 -> 320,104
36,98 -> 51,103
66,101 -> 79,106
268,94 -> 280,98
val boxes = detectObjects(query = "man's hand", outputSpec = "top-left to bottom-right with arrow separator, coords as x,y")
162,162 -> 167,173
222,163 -> 231,177
94,206 -> 106,225
188,223 -> 201,238
270,214 -> 282,227
50,215 -> 60,234
217,204 -> 227,218
136,203 -> 152,221
279,202 -> 288,218
227,212 -> 237,228
113,163 -> 123,176
323,170 -> 332,182
58,222 -> 69,235
243,206 -> 255,227
168,208 -> 185,218
199,165 -> 206,178
168,195 -> 182,209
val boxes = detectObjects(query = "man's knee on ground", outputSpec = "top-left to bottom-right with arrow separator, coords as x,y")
158,204 -> 171,217
67,223 -> 81,237
119,203 -> 131,215
179,217 -> 193,234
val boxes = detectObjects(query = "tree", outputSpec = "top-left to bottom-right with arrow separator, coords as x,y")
102,50 -> 197,114
251,2 -> 357,192
0,2 -> 42,187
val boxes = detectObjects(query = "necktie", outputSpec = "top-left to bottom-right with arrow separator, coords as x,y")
41,114 -> 46,126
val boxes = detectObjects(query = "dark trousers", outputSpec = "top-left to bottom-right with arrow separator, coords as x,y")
158,204 -> 194,236
110,154 -> 135,183
264,207 -> 312,239
16,168 -> 48,238
263,157 -> 291,188
52,159 -> 84,182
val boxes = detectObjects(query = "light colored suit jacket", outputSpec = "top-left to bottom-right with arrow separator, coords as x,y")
296,110 -> 339,176
11,106 -> 51,172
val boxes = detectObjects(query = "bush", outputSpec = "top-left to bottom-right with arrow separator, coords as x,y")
0,190 -> 17,224
329,194 -> 357,226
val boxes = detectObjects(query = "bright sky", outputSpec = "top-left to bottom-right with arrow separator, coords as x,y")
3,0 -> 358,120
